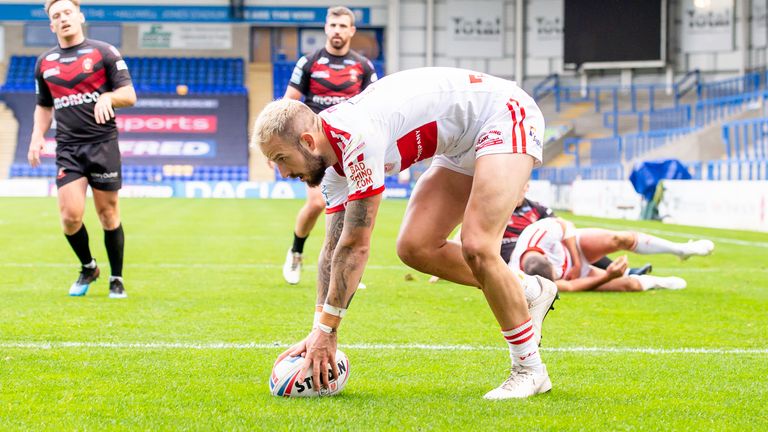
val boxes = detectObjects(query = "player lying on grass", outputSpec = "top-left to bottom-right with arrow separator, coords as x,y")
429,183 -> 652,283
254,67 -> 557,399
509,217 -> 714,292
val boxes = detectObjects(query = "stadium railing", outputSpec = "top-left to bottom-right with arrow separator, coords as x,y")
721,117 -> 768,160
531,70 -> 702,114
673,69 -> 701,105
698,72 -> 761,100
533,163 -> 625,184
603,105 -> 692,136
704,158 -> 768,180
694,90 -> 766,127
622,127 -> 698,161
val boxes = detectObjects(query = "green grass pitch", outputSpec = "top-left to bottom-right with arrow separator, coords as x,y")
1,197 -> 766,430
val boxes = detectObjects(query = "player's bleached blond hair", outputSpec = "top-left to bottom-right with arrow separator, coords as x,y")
45,0 -> 80,16
251,99 -> 320,152
327,6 -> 356,26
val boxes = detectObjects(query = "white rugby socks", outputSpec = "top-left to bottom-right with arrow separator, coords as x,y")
502,319 -> 544,371
633,233 -> 687,256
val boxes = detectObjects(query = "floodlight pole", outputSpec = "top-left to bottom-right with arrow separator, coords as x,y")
515,0 -> 524,83
426,0 -> 434,67
387,0 -> 400,74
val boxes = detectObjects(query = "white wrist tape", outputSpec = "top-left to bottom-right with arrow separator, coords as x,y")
322,303 -> 347,318
317,323 -> 336,334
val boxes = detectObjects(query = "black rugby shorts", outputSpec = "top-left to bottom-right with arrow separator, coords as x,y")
55,139 -> 122,191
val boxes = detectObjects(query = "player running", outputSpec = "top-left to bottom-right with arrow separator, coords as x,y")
254,67 -> 556,399
27,0 -> 136,298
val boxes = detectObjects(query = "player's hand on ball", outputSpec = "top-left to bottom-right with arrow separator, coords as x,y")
275,337 -> 309,366
302,329 -> 339,392
94,93 -> 115,124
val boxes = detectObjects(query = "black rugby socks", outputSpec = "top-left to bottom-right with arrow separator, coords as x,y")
65,224 -> 94,266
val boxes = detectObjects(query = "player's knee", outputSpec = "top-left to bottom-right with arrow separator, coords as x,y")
614,232 -> 634,250
60,212 -> 82,231
396,235 -> 423,267
96,208 -> 119,229
460,238 -> 494,270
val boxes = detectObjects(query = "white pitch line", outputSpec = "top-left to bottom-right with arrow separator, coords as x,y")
0,341 -> 766,355
0,262 -> 762,274
582,221 -> 768,249
0,262 -> 410,271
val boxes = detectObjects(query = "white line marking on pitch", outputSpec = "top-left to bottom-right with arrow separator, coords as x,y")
0,341 -> 765,354
0,262 -> 410,271
0,262 -> 760,274
584,221 -> 768,249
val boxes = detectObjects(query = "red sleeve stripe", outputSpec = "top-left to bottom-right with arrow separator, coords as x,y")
506,98 -> 527,155
348,185 -> 384,202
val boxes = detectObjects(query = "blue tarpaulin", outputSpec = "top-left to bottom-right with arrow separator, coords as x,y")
629,159 -> 692,201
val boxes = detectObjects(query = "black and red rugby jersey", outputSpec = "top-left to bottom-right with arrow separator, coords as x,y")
35,38 -> 132,145
288,48 -> 378,114
503,198 -> 555,244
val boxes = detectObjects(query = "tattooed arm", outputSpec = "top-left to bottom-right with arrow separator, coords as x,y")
297,194 -> 382,390
323,193 -> 382,316
316,209 -> 345,305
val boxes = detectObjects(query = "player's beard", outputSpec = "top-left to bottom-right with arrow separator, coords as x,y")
299,145 -> 328,187
330,36 -> 348,50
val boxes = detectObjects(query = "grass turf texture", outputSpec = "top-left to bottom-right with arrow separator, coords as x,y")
1,197 -> 766,430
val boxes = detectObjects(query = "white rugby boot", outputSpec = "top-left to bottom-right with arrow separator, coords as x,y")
632,275 -> 687,290
680,239 -> 715,260
527,275 -> 559,346
484,365 -> 552,400
282,249 -> 302,285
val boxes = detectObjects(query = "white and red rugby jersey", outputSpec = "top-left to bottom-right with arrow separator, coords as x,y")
318,67 -> 544,213
508,218 -> 571,280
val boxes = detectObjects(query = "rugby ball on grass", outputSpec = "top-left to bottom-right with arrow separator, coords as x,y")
270,349 -> 350,397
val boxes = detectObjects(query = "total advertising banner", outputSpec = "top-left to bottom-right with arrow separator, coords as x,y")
3,92 -> 248,167
526,0 -> 563,58
681,0 -> 734,53
138,24 -> 232,50
445,0 -> 504,58
752,0 -> 768,49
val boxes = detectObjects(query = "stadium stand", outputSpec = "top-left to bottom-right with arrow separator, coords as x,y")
531,70 -> 768,183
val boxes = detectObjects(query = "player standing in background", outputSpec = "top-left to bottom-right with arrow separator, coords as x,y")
255,67 -> 558,399
280,5 -> 378,285
27,0 -> 136,298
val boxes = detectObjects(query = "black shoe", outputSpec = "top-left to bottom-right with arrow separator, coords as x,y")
109,278 -> 127,299
628,263 -> 653,276
69,265 -> 100,296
